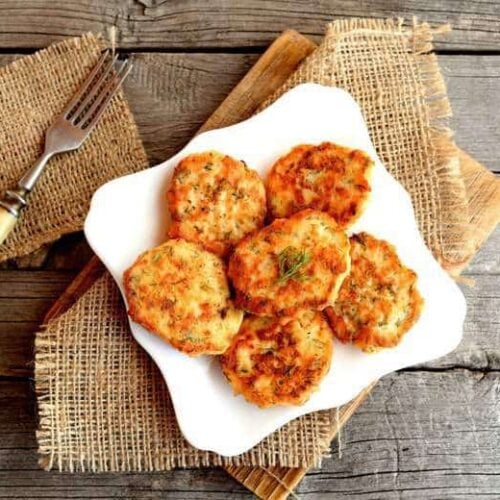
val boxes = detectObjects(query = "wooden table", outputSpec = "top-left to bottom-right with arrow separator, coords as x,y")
0,2 -> 499,498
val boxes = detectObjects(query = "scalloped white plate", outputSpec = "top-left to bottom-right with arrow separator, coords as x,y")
84,84 -> 466,456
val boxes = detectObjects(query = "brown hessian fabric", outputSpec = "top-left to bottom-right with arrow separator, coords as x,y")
35,20 -> 470,471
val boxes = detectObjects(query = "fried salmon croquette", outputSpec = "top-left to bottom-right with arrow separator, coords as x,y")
123,239 -> 243,356
167,151 -> 266,257
325,232 -> 423,352
220,310 -> 333,407
228,209 -> 351,316
266,142 -> 374,228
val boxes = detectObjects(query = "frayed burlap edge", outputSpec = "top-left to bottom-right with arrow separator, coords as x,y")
35,273 -> 337,471
34,19 -> 473,472
0,33 -> 148,262
261,18 -> 472,273
408,20 -> 472,272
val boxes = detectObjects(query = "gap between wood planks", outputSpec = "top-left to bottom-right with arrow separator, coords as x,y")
0,47 -> 497,381
1,46 -> 500,55
1,0 -> 500,52
1,51 -> 499,175
1,362 -> 499,384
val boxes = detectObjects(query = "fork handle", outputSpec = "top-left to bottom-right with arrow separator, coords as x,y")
0,150 -> 52,245
0,188 -> 28,245
19,151 -> 53,192
0,207 -> 18,245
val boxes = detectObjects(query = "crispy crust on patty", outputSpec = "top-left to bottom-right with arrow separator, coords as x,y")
123,239 -> 243,356
266,142 -> 373,228
167,151 -> 266,257
220,310 -> 333,407
228,209 -> 351,316
325,232 -> 423,352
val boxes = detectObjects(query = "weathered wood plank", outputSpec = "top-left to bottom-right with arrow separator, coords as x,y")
445,56 -> 500,174
1,52 -> 497,273
0,1 -> 499,51
0,323 -> 37,377
1,369 -> 499,498
418,272 -> 500,370
0,52 -> 498,182
0,271 -> 73,377
198,30 -> 316,134
463,226 -> 500,275
0,52 -> 497,183
0,271 -> 74,298
128,53 -> 500,174
125,52 -> 258,165
296,369 -> 500,498
0,271 -> 72,323
460,150 -> 500,273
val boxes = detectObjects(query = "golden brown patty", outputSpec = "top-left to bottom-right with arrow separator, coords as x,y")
228,209 -> 351,316
167,151 -> 266,257
220,310 -> 333,407
266,142 -> 373,228
123,239 -> 243,356
325,232 -> 423,352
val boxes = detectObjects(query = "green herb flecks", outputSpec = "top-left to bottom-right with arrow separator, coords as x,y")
183,332 -> 204,344
277,246 -> 310,284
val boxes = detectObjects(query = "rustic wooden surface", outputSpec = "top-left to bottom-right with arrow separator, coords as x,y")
0,2 -> 499,498
0,0 -> 500,51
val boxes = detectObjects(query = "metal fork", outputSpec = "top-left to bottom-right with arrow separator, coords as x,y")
0,50 -> 133,245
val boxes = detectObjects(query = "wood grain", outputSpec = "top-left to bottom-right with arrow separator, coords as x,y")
0,25 -> 498,500
3,53 -> 498,178
25,30 -> 498,499
2,367 -> 500,498
0,271 -> 73,322
0,1 -> 499,51
129,54 -> 499,173
226,384 -> 376,500
0,51 -> 494,277
0,271 -> 74,377
1,52 -> 497,278
445,56 -> 500,175
198,30 -> 316,133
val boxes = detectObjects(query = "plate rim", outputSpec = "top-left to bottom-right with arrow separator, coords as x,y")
84,83 -> 466,456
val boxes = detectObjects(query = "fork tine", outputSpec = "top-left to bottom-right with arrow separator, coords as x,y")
61,50 -> 110,118
70,53 -> 119,122
78,60 -> 133,132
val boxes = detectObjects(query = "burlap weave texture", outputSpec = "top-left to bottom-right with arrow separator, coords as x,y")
35,19 -> 470,471
0,33 -> 148,261
262,18 -> 471,269
37,273 -> 336,471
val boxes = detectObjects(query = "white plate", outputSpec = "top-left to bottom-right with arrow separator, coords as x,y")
84,83 -> 466,456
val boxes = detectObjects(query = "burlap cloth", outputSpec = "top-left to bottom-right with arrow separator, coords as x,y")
35,19 -> 470,471
0,33 -> 148,262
